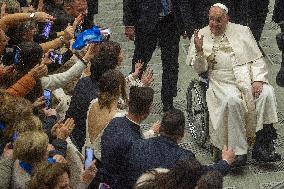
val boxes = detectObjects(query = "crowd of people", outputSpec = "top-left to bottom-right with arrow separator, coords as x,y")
0,0 -> 283,189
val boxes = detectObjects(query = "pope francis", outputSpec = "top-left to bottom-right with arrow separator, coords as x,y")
186,3 -> 281,166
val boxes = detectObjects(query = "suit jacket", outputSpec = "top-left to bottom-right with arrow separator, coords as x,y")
126,136 -> 230,187
123,0 -> 186,34
273,0 -> 284,24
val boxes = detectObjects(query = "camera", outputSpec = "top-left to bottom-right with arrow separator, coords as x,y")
42,22 -> 53,39
49,51 -> 63,65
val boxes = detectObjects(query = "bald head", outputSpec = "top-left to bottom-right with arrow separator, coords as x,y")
208,6 -> 229,36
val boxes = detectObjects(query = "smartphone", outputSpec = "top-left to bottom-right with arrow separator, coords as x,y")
84,147 -> 95,169
101,28 -> 111,41
49,51 -> 63,65
47,157 -> 56,164
13,46 -> 21,65
74,25 -> 83,38
42,22 -> 53,39
6,131 -> 18,149
0,121 -> 5,131
12,132 -> 18,142
99,183 -> 111,189
43,89 -> 52,109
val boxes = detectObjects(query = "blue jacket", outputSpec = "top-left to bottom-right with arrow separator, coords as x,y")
126,136 -> 230,187
99,116 -> 143,189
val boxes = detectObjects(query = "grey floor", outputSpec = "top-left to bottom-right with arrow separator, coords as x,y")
95,0 -> 284,188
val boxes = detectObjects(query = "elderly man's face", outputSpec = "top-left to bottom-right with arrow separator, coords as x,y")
208,7 -> 229,36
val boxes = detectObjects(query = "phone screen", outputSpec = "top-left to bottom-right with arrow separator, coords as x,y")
85,147 -> 94,169
99,183 -> 111,189
42,22 -> 53,39
49,51 -> 63,64
12,132 -> 18,142
0,121 -> 6,131
74,25 -> 83,38
43,89 -> 52,109
13,46 -> 21,65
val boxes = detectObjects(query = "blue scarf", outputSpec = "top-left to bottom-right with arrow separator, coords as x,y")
19,157 -> 56,175
19,161 -> 33,175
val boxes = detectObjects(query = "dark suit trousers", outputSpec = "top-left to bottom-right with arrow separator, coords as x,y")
132,14 -> 180,109
248,0 -> 269,41
280,24 -> 284,67
84,0 -> 98,28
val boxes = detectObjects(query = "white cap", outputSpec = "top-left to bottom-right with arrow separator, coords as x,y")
212,3 -> 229,14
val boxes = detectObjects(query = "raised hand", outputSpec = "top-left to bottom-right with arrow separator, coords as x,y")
41,49 -> 53,66
73,13 -> 84,29
51,118 -> 75,140
151,121 -> 161,134
34,12 -> 55,22
221,145 -> 235,165
81,160 -> 97,184
133,59 -> 144,78
141,67 -> 154,87
83,43 -> 101,62
194,30 -> 204,53
33,96 -> 45,108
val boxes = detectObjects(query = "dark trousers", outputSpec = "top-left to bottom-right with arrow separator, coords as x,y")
84,0 -> 98,28
132,14 -> 180,109
280,25 -> 284,67
248,0 -> 269,41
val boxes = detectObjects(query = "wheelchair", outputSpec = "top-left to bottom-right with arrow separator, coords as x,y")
186,75 -> 210,148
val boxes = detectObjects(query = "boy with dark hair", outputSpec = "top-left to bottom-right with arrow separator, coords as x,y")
97,86 -> 154,189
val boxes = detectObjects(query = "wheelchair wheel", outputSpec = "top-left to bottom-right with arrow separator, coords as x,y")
186,79 -> 209,147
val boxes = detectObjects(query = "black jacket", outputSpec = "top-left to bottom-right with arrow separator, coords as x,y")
273,0 -> 284,24
66,76 -> 99,150
126,136 -> 230,187
98,116 -> 143,189
123,0 -> 186,34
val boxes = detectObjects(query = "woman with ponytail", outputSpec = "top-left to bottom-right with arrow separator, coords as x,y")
85,69 -> 128,159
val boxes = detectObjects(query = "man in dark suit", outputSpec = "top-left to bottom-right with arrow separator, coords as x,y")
126,109 -> 235,187
123,0 -> 189,112
273,0 -> 284,87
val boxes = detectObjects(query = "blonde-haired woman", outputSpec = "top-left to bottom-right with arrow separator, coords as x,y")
86,69 -> 128,159
0,131 -> 49,188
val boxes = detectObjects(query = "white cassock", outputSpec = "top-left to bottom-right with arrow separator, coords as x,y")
186,22 -> 278,155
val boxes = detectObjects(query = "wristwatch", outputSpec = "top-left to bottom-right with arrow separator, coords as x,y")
29,13 -> 35,20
